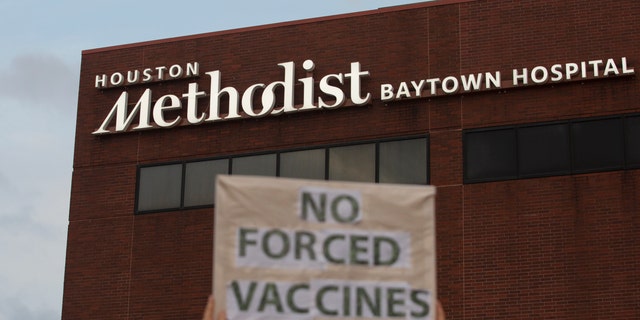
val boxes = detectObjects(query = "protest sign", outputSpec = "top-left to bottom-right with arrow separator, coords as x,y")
214,175 -> 436,320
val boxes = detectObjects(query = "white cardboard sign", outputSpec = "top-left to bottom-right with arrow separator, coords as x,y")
214,175 -> 437,320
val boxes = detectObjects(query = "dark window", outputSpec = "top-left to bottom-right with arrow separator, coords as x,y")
136,136 -> 429,213
518,124 -> 570,177
280,149 -> 326,180
464,113 -> 638,184
379,138 -> 428,184
137,164 -> 182,212
329,144 -> 376,182
184,159 -> 228,207
625,116 -> 640,167
464,129 -> 517,182
571,118 -> 624,173
232,154 -> 277,176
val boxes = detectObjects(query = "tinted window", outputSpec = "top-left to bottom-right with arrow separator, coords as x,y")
280,149 -> 326,180
184,159 -> 228,207
137,164 -> 182,212
465,129 -> 517,182
625,116 -> 640,167
518,124 -> 570,177
572,118 -> 624,172
329,144 -> 375,182
379,138 -> 428,184
232,154 -> 277,176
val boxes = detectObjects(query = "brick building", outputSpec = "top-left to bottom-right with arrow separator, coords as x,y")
63,0 -> 640,319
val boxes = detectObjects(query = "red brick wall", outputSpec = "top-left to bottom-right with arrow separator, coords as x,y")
63,0 -> 640,319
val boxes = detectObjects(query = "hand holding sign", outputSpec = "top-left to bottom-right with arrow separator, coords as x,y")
202,296 -> 226,320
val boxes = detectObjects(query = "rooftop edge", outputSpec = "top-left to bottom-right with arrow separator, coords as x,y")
82,0 -> 474,55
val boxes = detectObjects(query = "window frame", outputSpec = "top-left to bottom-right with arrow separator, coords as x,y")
135,135 -> 430,214
463,113 -> 639,184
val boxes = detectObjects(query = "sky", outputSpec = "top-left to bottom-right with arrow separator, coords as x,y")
0,0 -> 428,319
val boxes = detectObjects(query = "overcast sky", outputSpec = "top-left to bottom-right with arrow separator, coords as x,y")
0,0 -> 427,319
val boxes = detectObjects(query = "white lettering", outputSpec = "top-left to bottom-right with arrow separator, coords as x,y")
186,62 -> 199,77
604,58 -> 620,76
461,73 -> 483,91
426,78 -> 440,95
381,84 -> 395,101
95,74 -> 107,88
242,83 -> 269,117
95,63 -> 199,89
486,71 -> 501,89
565,63 -> 579,80
513,68 -> 528,85
95,57 -> 634,134
183,82 -> 207,124
550,64 -> 563,82
127,70 -> 140,84
345,62 -> 371,105
318,73 -> 345,109
441,76 -> 459,94
155,66 -> 168,80
589,60 -> 603,77
142,68 -> 153,82
411,80 -> 425,97
153,95 -> 182,127
92,89 -> 153,134
621,57 -> 635,74
110,72 -> 124,86
206,70 -> 241,121
299,60 -> 317,110
396,82 -> 411,99
267,62 -> 296,115
531,66 -> 548,84
168,65 -> 183,78
94,61 -> 372,134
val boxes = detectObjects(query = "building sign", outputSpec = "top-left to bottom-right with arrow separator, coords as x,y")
92,61 -> 371,135
381,57 -> 635,101
213,175 -> 437,320
94,62 -> 201,89
92,57 -> 634,135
